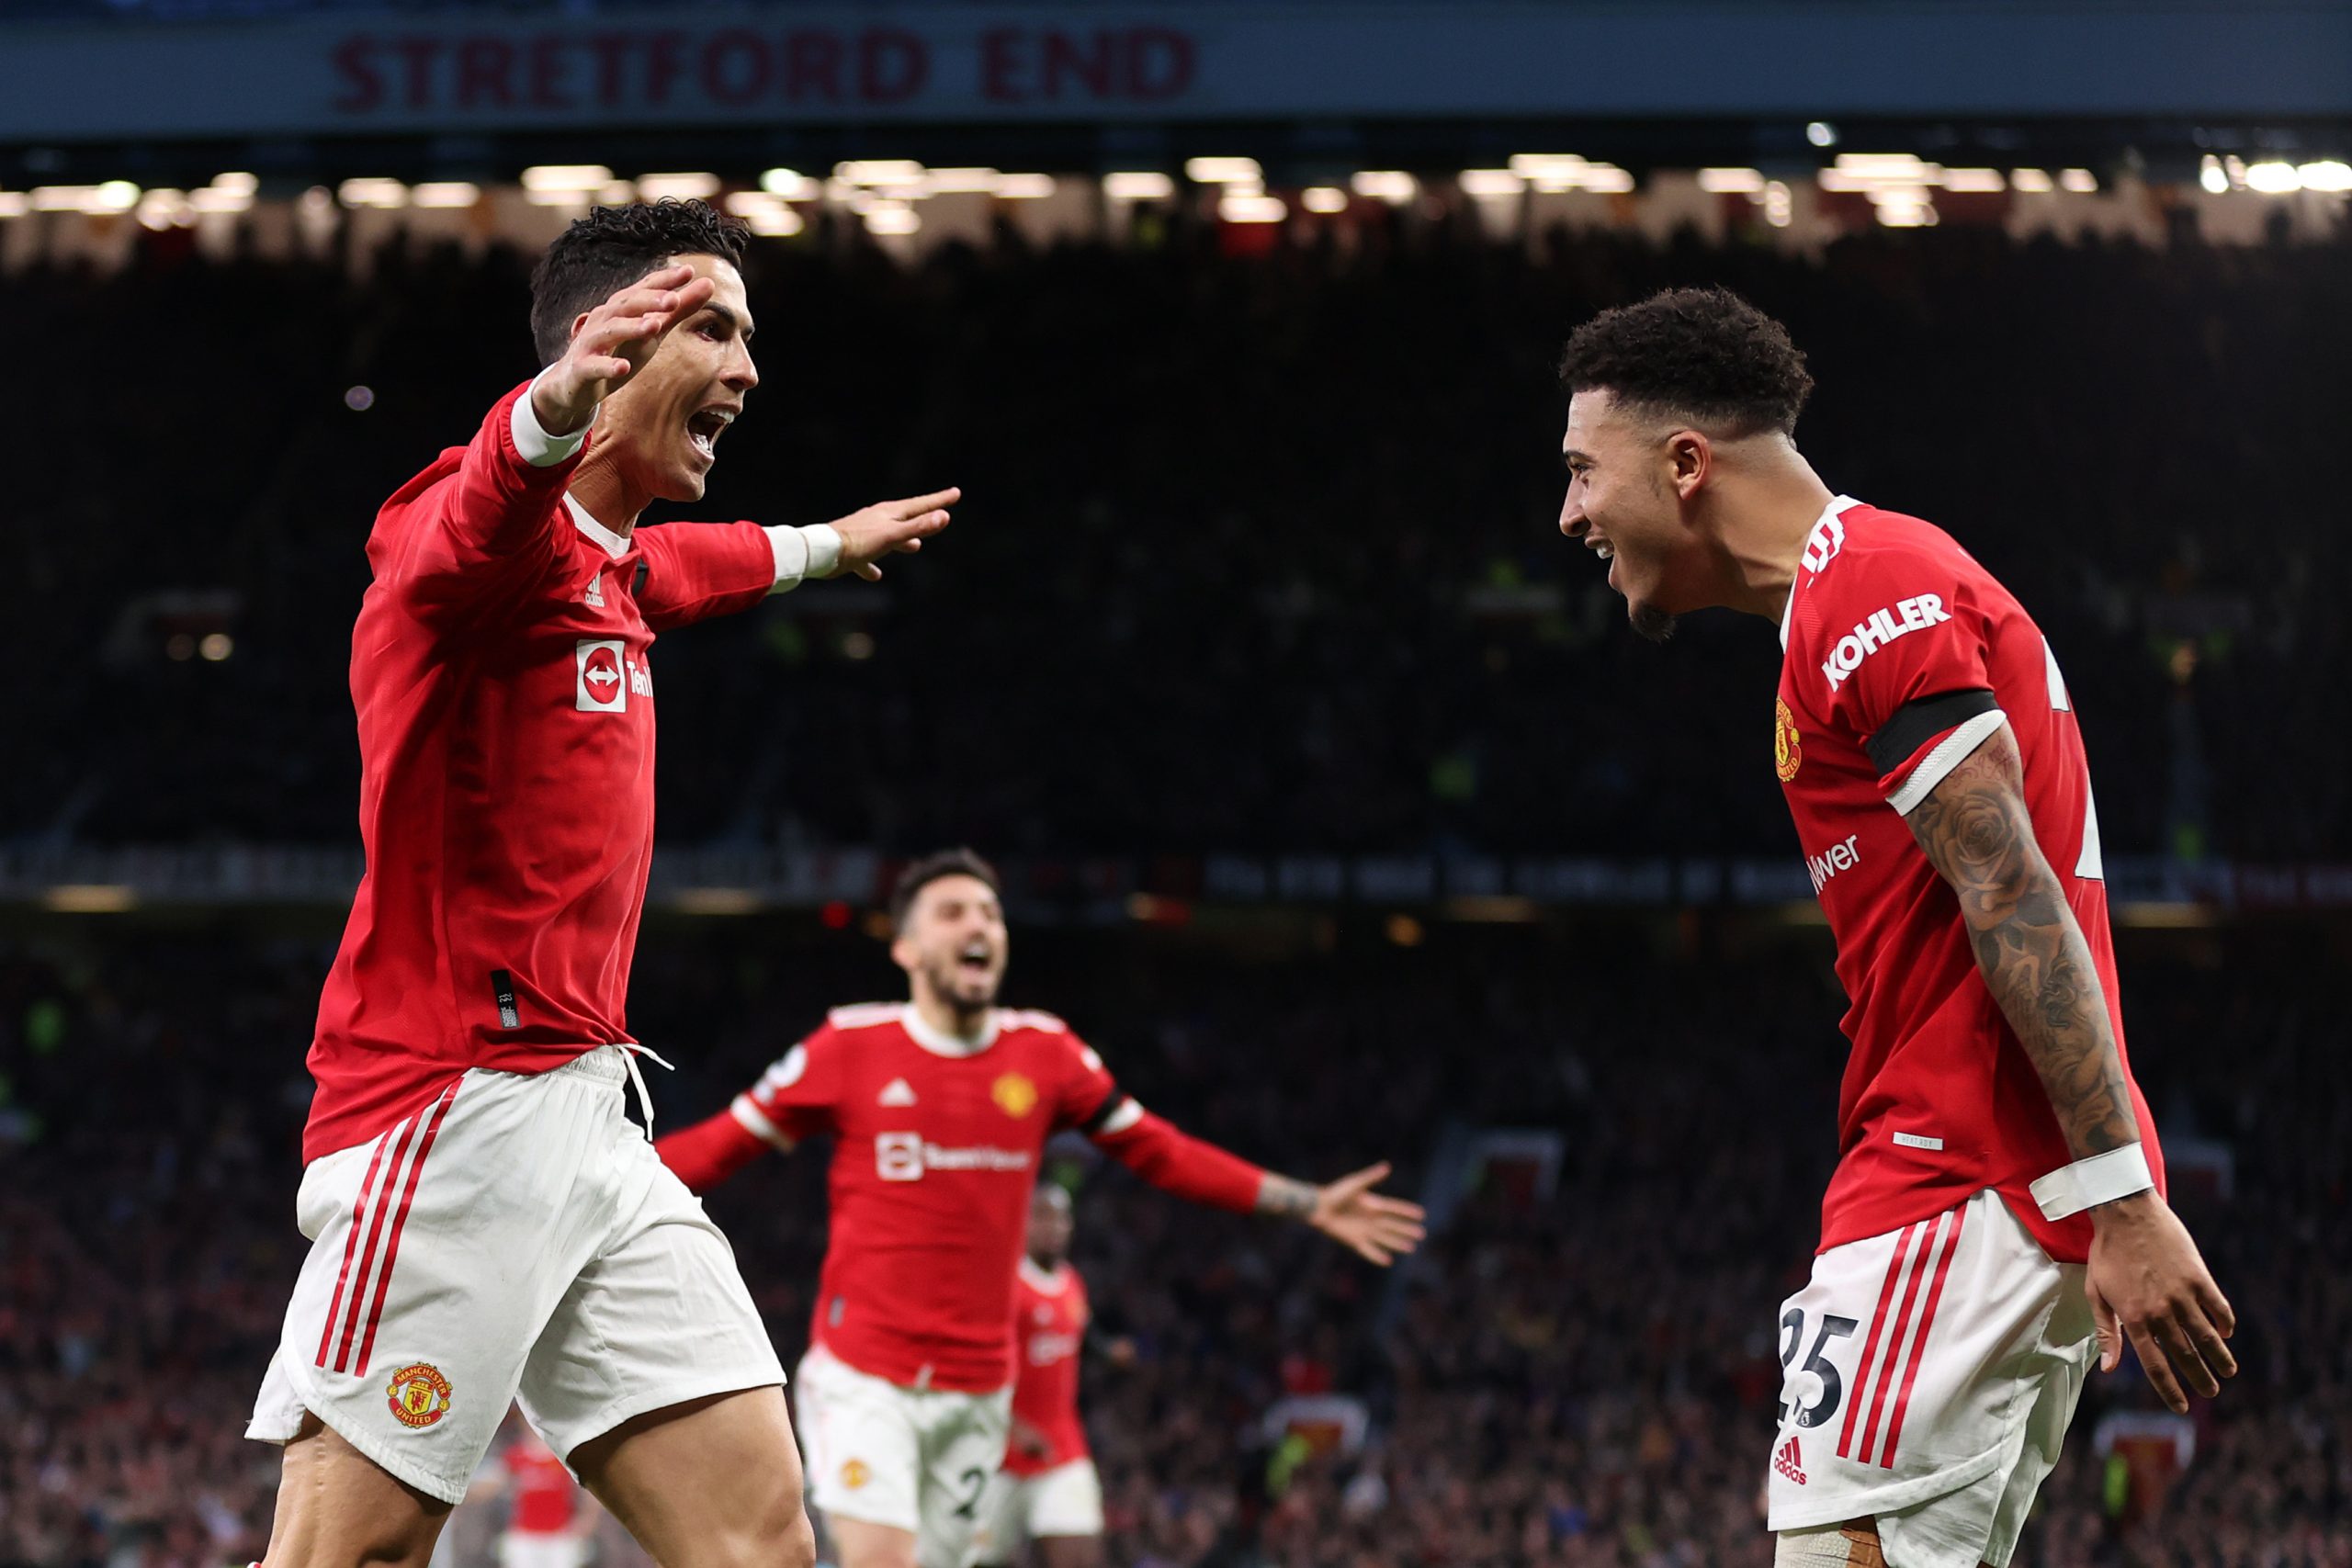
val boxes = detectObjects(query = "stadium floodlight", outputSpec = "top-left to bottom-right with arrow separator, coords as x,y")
136,188 -> 191,231
1806,121 -> 1838,147
1217,191 -> 1288,223
637,173 -> 720,201
411,183 -> 480,209
338,178 -> 409,209
44,885 -> 137,913
1457,169 -> 1525,198
2299,160 -> 2352,192
1185,156 -> 1262,185
31,186 -> 128,212
744,205 -> 804,237
991,174 -> 1057,199
2009,168 -> 2055,193
926,168 -> 1002,194
2243,163 -> 2301,194
521,164 -> 612,192
2199,157 -> 2231,194
760,168 -> 819,199
189,186 -> 254,213
210,172 -> 259,197
1697,167 -> 1767,194
1763,181 -> 1794,227
1103,172 -> 1177,201
864,205 -> 921,236
1301,186 -> 1348,213
1351,170 -> 1418,204
1871,190 -> 1938,227
1940,169 -> 2006,193
836,160 -> 927,187
0,191 -> 26,219
2059,168 -> 2098,192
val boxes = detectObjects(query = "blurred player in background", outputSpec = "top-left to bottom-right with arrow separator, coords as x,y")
1552,288 -> 2234,1568
657,849 -> 1426,1568
246,198 -> 955,1568
970,1183 -> 1125,1568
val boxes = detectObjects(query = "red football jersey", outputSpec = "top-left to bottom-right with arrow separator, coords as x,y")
503,1437 -> 581,1535
304,381 -> 779,1161
1775,499 -> 2164,1263
1006,1258 -> 1091,1476
731,1004 -> 1121,1392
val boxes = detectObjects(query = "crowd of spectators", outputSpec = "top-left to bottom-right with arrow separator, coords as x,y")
2,917 -> 2341,1567
11,208 -> 2347,863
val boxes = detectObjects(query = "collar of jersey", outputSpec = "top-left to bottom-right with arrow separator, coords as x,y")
563,492 -> 633,559
900,1002 -> 1001,1057
1779,494 -> 1865,653
1019,1256 -> 1070,1294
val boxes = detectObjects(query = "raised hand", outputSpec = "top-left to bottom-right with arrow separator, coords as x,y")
1306,1162 -> 1429,1267
2086,1191 -> 2236,1413
532,263 -> 717,437
821,488 -> 960,581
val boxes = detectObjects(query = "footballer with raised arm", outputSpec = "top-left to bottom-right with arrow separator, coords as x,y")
1552,288 -> 2233,1568
656,849 -> 1427,1568
245,200 -> 956,1568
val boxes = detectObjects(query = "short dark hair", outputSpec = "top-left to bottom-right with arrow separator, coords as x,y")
1557,288 -> 1814,437
527,199 -> 749,367
888,848 -> 1002,930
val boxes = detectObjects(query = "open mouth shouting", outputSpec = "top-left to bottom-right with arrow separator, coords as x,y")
685,405 -> 736,465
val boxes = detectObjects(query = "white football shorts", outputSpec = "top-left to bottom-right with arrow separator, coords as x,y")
1766,1188 -> 2095,1568
248,1045 -> 786,1503
972,1458 -> 1105,1562
794,1345 -> 1012,1568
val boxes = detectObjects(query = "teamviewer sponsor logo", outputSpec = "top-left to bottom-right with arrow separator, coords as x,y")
874,1132 -> 1034,1181
576,638 -> 628,712
1805,834 -> 1862,893
1820,594 -> 1950,692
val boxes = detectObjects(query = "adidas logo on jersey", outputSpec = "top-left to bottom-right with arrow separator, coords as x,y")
877,1078 -> 918,1107
1774,1436 -> 1808,1486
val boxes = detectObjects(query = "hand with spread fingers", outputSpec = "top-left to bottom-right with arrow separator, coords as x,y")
531,262 -> 717,437
822,488 -> 960,581
2086,1190 -> 2237,1413
1308,1162 -> 1430,1267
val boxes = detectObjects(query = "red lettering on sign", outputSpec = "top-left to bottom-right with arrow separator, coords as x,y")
1041,30 -> 1112,99
332,35 -> 384,112
587,33 -> 631,106
392,36 -> 440,110
979,28 -> 1025,102
784,30 -> 841,103
644,31 -> 685,106
700,29 -> 771,106
1128,27 -> 1194,100
526,34 -> 570,108
859,28 -> 926,104
456,37 -> 514,109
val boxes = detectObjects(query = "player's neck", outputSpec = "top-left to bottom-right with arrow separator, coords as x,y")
1714,460 -> 1837,626
910,989 -> 990,1043
566,457 -> 647,541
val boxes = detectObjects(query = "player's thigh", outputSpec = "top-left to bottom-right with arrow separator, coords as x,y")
571,1386 -> 812,1568
1034,1535 -> 1104,1568
262,1409 -> 453,1568
915,1386 -> 1012,1568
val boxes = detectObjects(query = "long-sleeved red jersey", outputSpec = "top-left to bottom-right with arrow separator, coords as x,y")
302,380 -> 783,1162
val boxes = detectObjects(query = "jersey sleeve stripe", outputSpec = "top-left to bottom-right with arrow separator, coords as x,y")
1864,688 -> 2000,777
1883,709 -> 2007,816
730,1093 -> 796,1151
1086,1096 -> 1143,1136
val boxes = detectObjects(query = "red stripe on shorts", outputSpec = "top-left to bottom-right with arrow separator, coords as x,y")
1857,1213 -> 1942,1466
1879,1202 -> 1967,1469
1838,1220 -> 1921,1461
334,1109 -> 423,1373
354,1080 -> 460,1378
314,1131 -> 396,1369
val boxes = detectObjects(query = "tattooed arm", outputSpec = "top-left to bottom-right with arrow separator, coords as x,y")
1905,719 -> 2235,1411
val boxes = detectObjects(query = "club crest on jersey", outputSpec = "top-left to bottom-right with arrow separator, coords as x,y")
1774,698 -> 1803,782
992,1072 -> 1039,1120
841,1459 -> 871,1491
386,1362 -> 453,1429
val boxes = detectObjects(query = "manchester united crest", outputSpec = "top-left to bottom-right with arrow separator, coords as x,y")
991,1072 -> 1039,1120
386,1362 -> 453,1429
1773,697 -> 1803,783
842,1458 -> 872,1490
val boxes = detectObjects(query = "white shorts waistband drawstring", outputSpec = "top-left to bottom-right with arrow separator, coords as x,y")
613,1043 -> 673,1139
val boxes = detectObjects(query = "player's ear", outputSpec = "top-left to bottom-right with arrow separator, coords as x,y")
1668,430 -> 1711,500
888,931 -> 918,974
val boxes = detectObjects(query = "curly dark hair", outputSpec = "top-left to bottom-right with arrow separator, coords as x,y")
1557,287 -> 1815,436
888,848 -> 1003,930
527,199 -> 749,367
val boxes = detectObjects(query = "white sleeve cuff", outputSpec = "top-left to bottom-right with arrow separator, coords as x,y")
1886,708 -> 2007,815
730,1093 -> 796,1152
512,368 -> 594,468
765,524 -> 842,592
2030,1144 -> 2154,1221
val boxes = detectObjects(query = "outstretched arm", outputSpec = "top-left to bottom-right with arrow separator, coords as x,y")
657,1094 -> 797,1194
1089,1100 -> 1426,1266
1903,720 -> 2234,1410
633,489 -> 960,632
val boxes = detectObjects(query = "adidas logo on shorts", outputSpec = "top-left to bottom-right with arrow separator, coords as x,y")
1774,1436 -> 1808,1486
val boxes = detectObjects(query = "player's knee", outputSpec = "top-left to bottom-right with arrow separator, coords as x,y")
1775,1519 -> 1884,1568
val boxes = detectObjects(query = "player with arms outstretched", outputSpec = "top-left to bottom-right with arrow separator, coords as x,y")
657,850 -> 1426,1568
969,1183 -> 1125,1568
247,200 -> 956,1568
1552,289 -> 2233,1568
